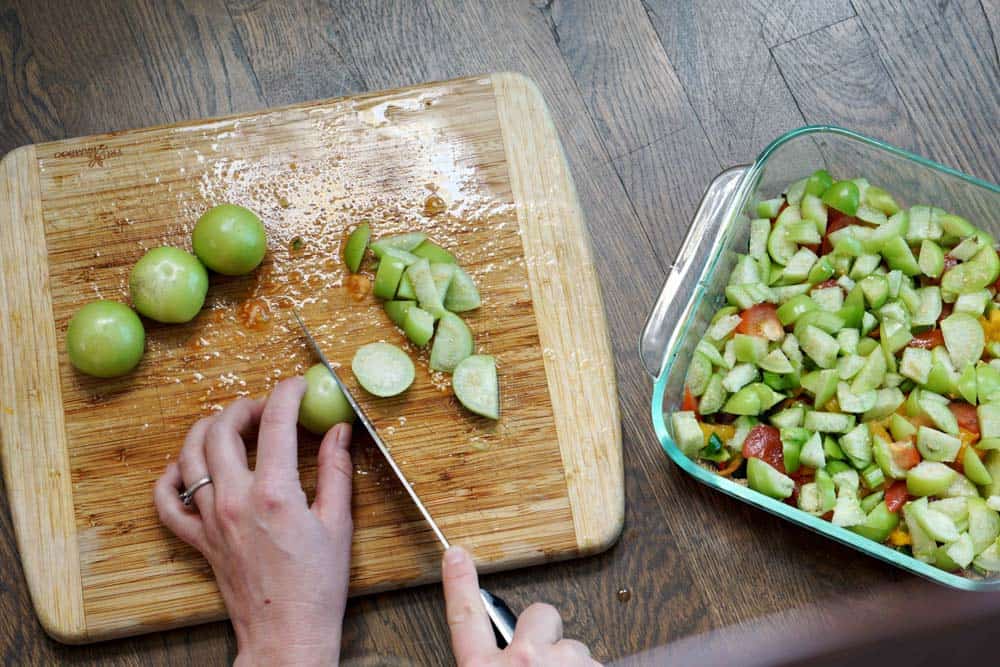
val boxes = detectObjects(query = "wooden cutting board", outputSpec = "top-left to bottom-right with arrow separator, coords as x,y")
0,73 -> 621,643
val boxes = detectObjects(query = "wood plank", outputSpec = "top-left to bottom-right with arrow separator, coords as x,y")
545,0 -> 901,642
539,3 -> 754,642
0,0 -> 262,659
546,0 -> 722,262
547,0 -> 699,159
986,0 -> 1000,55
770,17 -> 925,153
7,1 -> 172,135
123,0 -> 265,118
751,0 -> 855,47
643,0 -> 807,164
0,7 -> 62,147
234,0 -> 765,659
227,0 -> 365,106
853,0 -> 1000,181
3,0 -> 260,138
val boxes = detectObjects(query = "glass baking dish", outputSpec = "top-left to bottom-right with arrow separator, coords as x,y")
642,125 -> 1000,591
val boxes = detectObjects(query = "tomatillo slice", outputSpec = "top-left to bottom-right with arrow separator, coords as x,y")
352,342 -> 415,397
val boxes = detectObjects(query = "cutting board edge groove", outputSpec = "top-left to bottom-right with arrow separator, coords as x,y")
0,144 -> 88,643
491,72 -> 625,555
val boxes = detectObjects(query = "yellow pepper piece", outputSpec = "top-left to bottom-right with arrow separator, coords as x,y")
869,419 -> 892,443
700,422 -> 736,444
981,310 -> 1000,343
959,429 -> 979,450
955,434 -> 984,470
889,528 -> 912,546
824,398 -> 841,412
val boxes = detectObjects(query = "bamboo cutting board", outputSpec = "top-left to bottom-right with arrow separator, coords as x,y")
0,73 -> 622,643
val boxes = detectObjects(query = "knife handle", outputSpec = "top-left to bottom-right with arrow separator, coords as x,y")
479,588 -> 517,648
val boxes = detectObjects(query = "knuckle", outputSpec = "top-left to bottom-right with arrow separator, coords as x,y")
154,498 -> 170,524
224,398 -> 257,424
445,599 -> 480,627
214,493 -> 244,526
553,643 -> 587,663
507,642 -> 538,667
253,482 -> 290,513
563,639 -> 592,657
443,566 -> 477,591
256,419 -> 285,442
333,513 -> 354,538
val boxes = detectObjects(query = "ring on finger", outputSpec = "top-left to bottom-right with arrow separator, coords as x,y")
179,476 -> 213,507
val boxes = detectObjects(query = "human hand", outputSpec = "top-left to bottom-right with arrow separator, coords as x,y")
442,546 -> 600,666
154,377 -> 354,667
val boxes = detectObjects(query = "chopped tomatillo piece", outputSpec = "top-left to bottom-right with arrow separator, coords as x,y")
429,312 -> 474,373
370,232 -> 428,257
453,354 -> 500,420
344,222 -> 371,273
821,180 -> 860,215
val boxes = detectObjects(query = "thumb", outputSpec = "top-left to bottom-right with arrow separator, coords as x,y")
442,546 -> 498,665
311,422 -> 353,530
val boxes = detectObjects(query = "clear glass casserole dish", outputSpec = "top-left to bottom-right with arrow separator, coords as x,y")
642,125 -> 1000,591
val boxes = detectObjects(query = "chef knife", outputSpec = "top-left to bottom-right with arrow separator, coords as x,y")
292,311 -> 518,647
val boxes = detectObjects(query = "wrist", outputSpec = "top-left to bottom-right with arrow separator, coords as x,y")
234,641 -> 338,667
233,617 -> 340,667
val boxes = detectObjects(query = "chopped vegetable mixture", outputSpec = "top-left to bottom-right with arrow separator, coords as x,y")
671,171 -> 1000,576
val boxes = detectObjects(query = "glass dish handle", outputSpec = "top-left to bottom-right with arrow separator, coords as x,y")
640,165 -> 751,378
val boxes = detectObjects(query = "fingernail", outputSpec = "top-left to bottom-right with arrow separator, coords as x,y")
444,545 -> 468,566
336,423 -> 351,445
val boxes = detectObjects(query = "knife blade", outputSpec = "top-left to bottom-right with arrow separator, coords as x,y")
291,310 -> 517,647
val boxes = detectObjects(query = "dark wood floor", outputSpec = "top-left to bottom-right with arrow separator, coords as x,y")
1,1 -> 998,664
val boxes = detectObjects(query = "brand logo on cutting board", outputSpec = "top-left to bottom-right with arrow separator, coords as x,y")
53,144 -> 123,168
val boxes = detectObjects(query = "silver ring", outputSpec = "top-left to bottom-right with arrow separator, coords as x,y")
179,476 -> 213,506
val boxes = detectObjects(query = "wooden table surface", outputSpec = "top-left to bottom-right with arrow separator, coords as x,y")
1,1 -> 997,664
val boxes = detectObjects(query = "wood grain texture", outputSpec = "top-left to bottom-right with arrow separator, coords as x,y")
852,0 -> 1000,182
642,0 -> 806,165
2,0 -> 999,663
7,1 -> 175,136
546,0 -> 721,266
124,0 -> 266,119
771,17 -> 925,154
492,72 -> 623,553
0,145 -> 86,642
1,75 -> 621,642
751,0 -> 855,47
0,7 -> 61,146
228,0 -> 365,106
